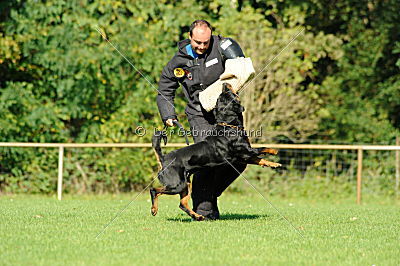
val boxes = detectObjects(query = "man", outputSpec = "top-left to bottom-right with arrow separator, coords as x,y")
156,19 -> 246,220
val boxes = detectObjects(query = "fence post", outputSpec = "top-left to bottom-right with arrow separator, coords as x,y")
357,148 -> 363,204
57,146 -> 64,200
396,136 -> 399,197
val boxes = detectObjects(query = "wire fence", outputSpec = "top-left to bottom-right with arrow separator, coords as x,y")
272,148 -> 398,199
277,148 -> 358,179
0,142 -> 399,202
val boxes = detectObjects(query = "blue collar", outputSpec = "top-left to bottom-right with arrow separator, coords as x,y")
185,44 -> 198,59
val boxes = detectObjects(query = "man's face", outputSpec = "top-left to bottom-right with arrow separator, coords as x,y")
189,26 -> 212,55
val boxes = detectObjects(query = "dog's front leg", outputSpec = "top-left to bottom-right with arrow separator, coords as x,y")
256,147 -> 278,155
179,183 -> 205,221
248,157 -> 282,168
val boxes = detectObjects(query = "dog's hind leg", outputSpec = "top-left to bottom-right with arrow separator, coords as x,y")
179,183 -> 205,221
248,157 -> 282,168
150,187 -> 166,216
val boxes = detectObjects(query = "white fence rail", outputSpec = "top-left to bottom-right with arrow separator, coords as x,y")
1,142 -> 399,203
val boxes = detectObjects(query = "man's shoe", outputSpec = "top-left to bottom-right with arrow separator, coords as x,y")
195,203 -> 220,220
205,210 -> 220,220
192,211 -> 219,221
194,200 -> 220,220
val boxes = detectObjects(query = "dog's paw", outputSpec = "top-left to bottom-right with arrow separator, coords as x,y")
195,215 -> 205,221
268,162 -> 282,168
259,159 -> 281,168
151,207 -> 158,216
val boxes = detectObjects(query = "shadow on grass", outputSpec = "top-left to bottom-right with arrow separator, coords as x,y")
167,213 -> 269,223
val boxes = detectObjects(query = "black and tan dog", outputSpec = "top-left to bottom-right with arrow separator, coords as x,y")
151,83 -> 281,221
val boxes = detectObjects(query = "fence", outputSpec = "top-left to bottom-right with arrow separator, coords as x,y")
0,142 -> 399,203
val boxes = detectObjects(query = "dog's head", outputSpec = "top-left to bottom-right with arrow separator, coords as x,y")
213,83 -> 245,125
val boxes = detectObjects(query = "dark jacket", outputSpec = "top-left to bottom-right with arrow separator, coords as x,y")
157,35 -> 226,122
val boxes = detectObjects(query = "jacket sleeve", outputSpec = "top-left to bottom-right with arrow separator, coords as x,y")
157,61 -> 179,123
218,37 -> 245,61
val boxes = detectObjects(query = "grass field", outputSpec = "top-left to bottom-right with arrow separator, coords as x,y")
1,193 -> 399,265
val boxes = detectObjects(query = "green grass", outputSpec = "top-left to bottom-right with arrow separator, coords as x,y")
1,193 -> 399,265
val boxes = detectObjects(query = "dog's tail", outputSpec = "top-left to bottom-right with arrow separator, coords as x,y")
152,131 -> 167,170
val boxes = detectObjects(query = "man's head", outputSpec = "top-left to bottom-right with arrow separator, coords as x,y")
188,20 -> 212,55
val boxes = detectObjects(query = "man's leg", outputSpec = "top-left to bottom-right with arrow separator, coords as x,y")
213,163 -> 246,197
187,114 -> 219,219
191,168 -> 218,219
214,112 -> 247,197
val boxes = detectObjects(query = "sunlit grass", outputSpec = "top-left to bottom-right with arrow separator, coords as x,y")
1,193 -> 399,265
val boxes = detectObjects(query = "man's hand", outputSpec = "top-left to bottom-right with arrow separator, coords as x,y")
165,119 -> 177,127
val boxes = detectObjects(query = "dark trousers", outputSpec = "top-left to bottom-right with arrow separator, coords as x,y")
187,112 -> 246,218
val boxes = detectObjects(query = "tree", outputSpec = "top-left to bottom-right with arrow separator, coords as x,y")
214,4 -> 343,143
0,0 -> 210,192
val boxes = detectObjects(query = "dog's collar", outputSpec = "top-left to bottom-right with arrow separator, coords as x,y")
217,122 -> 244,130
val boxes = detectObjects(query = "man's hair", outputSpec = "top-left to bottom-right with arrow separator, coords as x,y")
189,20 -> 212,36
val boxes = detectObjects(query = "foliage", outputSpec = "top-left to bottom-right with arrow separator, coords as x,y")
271,0 -> 400,143
215,5 -> 343,143
0,0 -> 207,192
0,0 -> 399,193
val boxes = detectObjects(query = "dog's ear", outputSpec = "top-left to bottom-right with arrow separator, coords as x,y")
222,83 -> 231,93
161,131 -> 168,145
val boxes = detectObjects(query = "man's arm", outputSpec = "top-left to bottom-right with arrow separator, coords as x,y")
157,61 -> 179,125
218,37 -> 245,61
